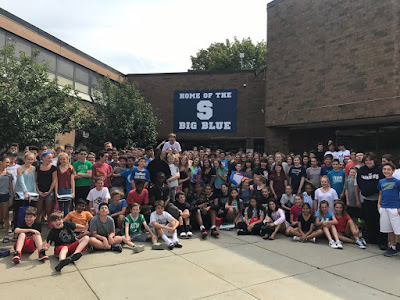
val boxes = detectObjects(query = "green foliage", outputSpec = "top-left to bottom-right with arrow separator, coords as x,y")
79,77 -> 158,150
0,44 -> 80,150
190,37 -> 266,71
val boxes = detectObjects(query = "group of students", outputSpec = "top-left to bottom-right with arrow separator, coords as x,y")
1,135 -> 400,272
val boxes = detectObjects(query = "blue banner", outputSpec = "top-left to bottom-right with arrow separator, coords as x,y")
174,89 -> 237,133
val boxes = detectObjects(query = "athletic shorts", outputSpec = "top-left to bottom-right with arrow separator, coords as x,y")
0,193 -> 10,204
14,237 -> 36,254
149,225 -> 173,237
130,232 -> 149,242
54,240 -> 86,256
379,207 -> 400,235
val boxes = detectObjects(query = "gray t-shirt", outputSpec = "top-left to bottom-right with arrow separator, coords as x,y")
89,215 -> 115,237
306,167 -> 321,188
0,173 -> 12,194
344,178 -> 356,207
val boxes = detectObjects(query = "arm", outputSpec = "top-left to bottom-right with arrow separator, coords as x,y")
297,176 -> 305,194
14,227 -> 40,235
111,207 -> 127,218
327,215 -> 338,226
156,140 -> 167,149
71,172 -> 75,198
46,170 -> 57,195
269,180 -> 277,198
273,209 -> 286,225
378,191 -> 382,211
354,185 -> 361,208
9,176 -> 14,204
78,169 -> 92,178
124,222 -> 130,239
315,216 -> 322,227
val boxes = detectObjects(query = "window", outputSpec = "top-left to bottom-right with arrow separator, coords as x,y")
57,76 -> 73,87
0,29 -> 5,48
35,47 -> 56,73
75,65 -> 89,85
57,58 -> 73,79
7,34 -> 31,59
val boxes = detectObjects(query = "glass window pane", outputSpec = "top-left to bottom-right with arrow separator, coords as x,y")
35,47 -> 56,72
57,58 -> 73,79
57,76 -> 73,87
0,29 -> 5,48
75,82 -> 89,94
75,66 -> 89,84
7,34 -> 31,59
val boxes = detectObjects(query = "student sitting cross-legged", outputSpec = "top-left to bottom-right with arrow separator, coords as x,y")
42,211 -> 89,272
88,202 -> 143,253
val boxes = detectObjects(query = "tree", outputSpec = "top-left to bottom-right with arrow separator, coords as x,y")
190,37 -> 266,72
78,77 -> 158,150
0,44 -> 80,150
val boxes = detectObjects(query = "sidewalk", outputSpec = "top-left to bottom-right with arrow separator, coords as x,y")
0,229 -> 399,299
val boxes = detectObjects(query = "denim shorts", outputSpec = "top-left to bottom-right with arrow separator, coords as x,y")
0,193 -> 10,204
40,190 -> 55,201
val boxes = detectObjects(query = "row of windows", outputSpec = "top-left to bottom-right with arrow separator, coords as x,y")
0,28 -> 104,102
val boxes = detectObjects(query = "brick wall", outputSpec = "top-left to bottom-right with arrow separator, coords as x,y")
265,0 -> 400,127
127,71 -> 265,143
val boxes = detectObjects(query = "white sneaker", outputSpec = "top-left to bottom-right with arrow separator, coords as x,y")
180,232 -> 187,239
329,240 -> 338,249
356,239 -> 366,249
336,240 -> 343,249
309,237 -> 316,243
293,236 -> 300,241
133,245 -> 145,253
186,231 -> 193,238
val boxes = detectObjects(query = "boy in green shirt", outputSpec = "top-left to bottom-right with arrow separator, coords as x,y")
125,203 -> 163,250
73,148 -> 92,205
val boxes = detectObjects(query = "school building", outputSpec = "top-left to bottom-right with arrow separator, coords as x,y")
2,0 -> 400,154
265,0 -> 400,154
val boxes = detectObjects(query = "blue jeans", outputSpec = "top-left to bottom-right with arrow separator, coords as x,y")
58,188 -> 72,217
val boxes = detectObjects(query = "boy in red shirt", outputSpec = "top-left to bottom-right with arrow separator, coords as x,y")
127,180 -> 150,220
92,150 -> 112,188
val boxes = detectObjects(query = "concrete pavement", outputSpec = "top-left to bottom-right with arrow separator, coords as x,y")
0,229 -> 399,299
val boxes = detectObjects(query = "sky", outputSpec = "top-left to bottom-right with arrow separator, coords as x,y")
1,0 -> 271,74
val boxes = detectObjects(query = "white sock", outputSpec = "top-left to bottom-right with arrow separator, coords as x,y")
172,232 -> 178,243
200,225 -> 205,230
161,234 -> 172,244
391,245 -> 396,250
211,225 -> 216,230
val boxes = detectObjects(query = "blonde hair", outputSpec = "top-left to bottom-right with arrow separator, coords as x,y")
320,175 -> 331,187
57,152 -> 73,169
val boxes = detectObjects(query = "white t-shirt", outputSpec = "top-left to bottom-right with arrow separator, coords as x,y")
314,188 -> 338,212
87,187 -> 110,213
337,150 -> 350,162
324,151 -> 339,159
6,164 -> 19,189
150,211 -> 174,226
168,164 -> 179,188
162,141 -> 182,153
393,169 -> 400,180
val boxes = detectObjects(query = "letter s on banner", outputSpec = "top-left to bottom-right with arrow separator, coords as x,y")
197,100 -> 213,120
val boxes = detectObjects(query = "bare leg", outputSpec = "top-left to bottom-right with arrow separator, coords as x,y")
73,236 -> 89,253
14,233 -> 26,252
32,234 -> 44,250
1,203 -> 9,235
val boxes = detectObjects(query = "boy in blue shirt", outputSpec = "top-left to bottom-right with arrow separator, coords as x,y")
130,157 -> 150,190
328,159 -> 345,198
320,154 -> 333,176
378,162 -> 400,257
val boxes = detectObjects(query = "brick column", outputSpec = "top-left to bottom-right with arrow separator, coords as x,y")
265,127 -> 290,154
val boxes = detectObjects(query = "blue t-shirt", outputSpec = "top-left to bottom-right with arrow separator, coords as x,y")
120,168 -> 134,193
327,170 -> 345,196
220,158 -> 229,171
108,199 -> 128,215
315,210 -> 334,221
377,178 -> 400,209
320,165 -> 333,176
130,168 -> 150,183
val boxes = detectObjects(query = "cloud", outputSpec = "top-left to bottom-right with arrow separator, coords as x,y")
1,0 -> 269,73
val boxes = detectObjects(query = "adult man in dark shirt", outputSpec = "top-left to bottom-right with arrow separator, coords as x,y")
147,148 -> 171,184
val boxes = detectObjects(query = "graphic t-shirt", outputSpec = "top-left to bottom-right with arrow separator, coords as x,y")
73,160 -> 92,187
130,168 -> 150,183
290,205 -> 303,222
320,165 -> 333,176
87,187 -> 110,213
289,166 -> 306,192
377,177 -> 400,208
315,210 -> 334,221
125,213 -> 146,234
328,170 -> 345,196
46,221 -> 76,246
92,162 -> 113,187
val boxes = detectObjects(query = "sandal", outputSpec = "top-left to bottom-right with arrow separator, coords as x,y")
262,234 -> 270,240
269,235 -> 275,240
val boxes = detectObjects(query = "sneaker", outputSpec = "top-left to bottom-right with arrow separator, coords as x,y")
133,245 -> 145,253
8,227 -> 12,234
174,241 -> 183,248
336,240 -> 343,249
237,229 -> 246,236
88,244 -> 95,253
2,236 -> 9,243
309,237 -> 316,243
167,243 -> 174,250
12,251 -> 21,264
293,236 -> 300,241
151,243 -> 164,250
356,240 -> 366,249
379,244 -> 388,251
180,232 -> 187,239
111,244 -> 123,252
361,238 -> 367,247
201,228 -> 208,239
396,242 -> 400,251
384,247 -> 398,257
38,249 -> 49,261
69,252 -> 83,262
329,240 -> 338,249
211,228 -> 219,238
186,231 -> 193,238
55,257 -> 72,272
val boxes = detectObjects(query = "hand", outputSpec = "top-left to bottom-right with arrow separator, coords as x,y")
39,191 -> 45,198
268,222 -> 275,227
377,204 -> 381,212
43,191 -> 50,197
300,234 -> 307,242
346,201 -> 350,207
397,208 -> 400,215
8,200 -> 13,207
102,238 -> 110,248
292,221 -> 298,227
125,235 -> 131,241
90,208 -> 96,215
72,193 -> 75,199
31,229 -> 40,235
167,226 -> 175,233
108,236 -> 115,245
356,201 -> 362,208
42,241 -> 50,250
56,194 -> 60,199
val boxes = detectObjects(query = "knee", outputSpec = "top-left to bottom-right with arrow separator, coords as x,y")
81,235 -> 90,242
